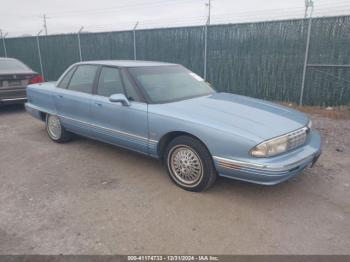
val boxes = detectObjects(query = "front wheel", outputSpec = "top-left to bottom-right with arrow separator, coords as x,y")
45,114 -> 72,143
164,136 -> 217,192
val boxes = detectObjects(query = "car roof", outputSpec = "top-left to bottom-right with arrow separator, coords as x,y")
0,57 -> 20,61
74,60 -> 178,68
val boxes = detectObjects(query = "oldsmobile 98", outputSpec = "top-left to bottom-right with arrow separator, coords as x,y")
25,60 -> 321,192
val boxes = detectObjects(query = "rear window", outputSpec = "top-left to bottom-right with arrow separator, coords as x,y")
57,66 -> 76,89
0,60 -> 29,71
67,65 -> 98,94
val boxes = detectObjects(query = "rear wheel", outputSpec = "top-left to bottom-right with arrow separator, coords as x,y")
45,114 -> 72,143
164,136 -> 217,192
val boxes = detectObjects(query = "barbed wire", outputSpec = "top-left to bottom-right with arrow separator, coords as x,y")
2,1 -> 350,37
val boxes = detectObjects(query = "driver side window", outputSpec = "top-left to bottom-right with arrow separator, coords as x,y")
97,67 -> 124,97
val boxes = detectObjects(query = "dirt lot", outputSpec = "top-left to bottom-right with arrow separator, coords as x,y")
0,105 -> 349,254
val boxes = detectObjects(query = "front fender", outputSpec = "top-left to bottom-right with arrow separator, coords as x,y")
148,112 -> 256,159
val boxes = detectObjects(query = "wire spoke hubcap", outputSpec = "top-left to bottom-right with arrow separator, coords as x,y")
169,145 -> 203,186
47,115 -> 61,139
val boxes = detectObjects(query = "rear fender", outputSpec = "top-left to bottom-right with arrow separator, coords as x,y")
26,82 -> 58,115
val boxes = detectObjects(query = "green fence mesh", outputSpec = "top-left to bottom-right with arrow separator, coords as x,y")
80,31 -> 134,61
136,26 -> 205,76
3,37 -> 41,75
2,16 -> 349,106
40,34 -> 80,80
207,20 -> 306,104
304,16 -> 350,106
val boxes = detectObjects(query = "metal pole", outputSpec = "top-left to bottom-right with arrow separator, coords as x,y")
203,0 -> 211,80
304,0 -> 308,18
203,23 -> 208,80
77,26 -> 84,61
0,30 -> 8,57
208,0 -> 211,25
133,21 -> 139,60
36,30 -> 45,79
43,14 -> 48,35
299,1 -> 314,106
206,0 -> 212,25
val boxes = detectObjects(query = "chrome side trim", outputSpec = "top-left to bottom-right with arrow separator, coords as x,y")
213,154 -> 315,173
59,115 -> 158,144
1,97 -> 27,101
25,102 -> 159,144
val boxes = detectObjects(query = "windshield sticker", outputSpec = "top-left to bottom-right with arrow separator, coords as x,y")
189,72 -> 204,81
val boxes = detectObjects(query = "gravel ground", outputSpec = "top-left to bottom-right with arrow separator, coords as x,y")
0,104 -> 349,255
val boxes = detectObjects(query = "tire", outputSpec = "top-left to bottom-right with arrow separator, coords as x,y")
164,135 -> 217,192
45,114 -> 72,143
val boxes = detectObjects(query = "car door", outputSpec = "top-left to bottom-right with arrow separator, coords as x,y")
54,64 -> 99,137
90,66 -> 149,154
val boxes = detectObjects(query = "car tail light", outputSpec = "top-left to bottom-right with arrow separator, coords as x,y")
29,75 -> 44,84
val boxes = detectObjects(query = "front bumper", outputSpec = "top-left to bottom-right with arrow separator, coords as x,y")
213,130 -> 322,185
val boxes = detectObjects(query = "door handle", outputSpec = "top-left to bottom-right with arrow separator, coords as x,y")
94,102 -> 102,107
56,94 -> 63,98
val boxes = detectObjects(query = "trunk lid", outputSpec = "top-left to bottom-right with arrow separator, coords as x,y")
0,71 -> 37,89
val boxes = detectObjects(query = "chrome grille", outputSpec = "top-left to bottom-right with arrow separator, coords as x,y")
287,127 -> 308,151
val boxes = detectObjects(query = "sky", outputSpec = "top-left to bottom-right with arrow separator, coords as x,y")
1,0 -> 350,37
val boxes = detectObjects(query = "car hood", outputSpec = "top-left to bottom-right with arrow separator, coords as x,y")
152,92 -> 309,142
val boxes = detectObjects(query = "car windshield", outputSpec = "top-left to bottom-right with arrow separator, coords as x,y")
128,65 -> 215,103
0,59 -> 29,71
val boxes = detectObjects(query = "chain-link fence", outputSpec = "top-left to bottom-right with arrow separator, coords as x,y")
1,15 -> 349,106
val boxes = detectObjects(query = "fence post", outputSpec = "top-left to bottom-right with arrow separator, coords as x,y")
36,30 -> 45,80
299,1 -> 314,106
133,22 -> 139,60
77,26 -> 84,61
203,20 -> 209,80
0,30 -> 8,57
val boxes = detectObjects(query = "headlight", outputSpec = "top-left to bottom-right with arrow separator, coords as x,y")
307,120 -> 312,129
251,136 -> 288,157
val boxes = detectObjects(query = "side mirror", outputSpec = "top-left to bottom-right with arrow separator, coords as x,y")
109,93 -> 130,106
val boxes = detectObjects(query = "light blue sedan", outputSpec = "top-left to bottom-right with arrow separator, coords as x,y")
25,60 -> 322,192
